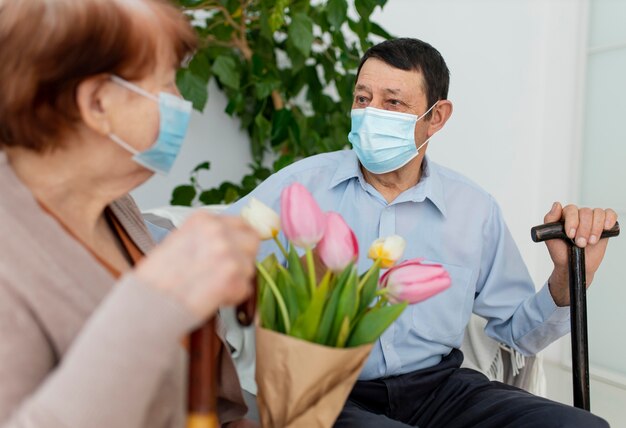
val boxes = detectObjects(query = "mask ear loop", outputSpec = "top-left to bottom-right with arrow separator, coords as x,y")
416,100 -> 440,152
110,75 -> 159,102
108,75 -> 161,155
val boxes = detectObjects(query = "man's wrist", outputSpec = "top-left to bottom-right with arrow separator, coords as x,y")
548,269 -> 569,307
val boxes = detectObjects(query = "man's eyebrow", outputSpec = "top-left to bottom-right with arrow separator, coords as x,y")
383,88 -> 402,95
354,84 -> 372,93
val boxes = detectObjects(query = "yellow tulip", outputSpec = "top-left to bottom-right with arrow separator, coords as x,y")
367,235 -> 406,268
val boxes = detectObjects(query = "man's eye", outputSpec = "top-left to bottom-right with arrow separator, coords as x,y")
355,95 -> 368,103
389,99 -> 401,106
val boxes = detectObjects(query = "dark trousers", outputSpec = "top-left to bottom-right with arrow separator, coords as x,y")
334,349 -> 609,428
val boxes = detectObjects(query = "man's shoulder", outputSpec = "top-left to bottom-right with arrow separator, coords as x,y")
276,150 -> 353,179
429,160 -> 495,203
227,150 -> 354,214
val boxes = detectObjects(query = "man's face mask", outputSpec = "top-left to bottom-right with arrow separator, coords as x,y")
348,102 -> 439,174
108,75 -> 192,175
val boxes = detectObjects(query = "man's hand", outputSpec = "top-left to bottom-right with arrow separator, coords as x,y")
543,202 -> 618,306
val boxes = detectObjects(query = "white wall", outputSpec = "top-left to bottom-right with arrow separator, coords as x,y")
132,0 -> 626,423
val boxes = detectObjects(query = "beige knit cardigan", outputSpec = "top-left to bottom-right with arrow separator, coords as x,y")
0,152 -> 246,427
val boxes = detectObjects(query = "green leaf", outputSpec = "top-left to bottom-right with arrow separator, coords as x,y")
276,266 -> 299,325
188,53 -> 211,83
370,21 -> 394,40
328,266 -> 357,345
199,188 -> 223,205
271,109 -> 294,144
254,113 -> 271,144
176,0 -> 206,7
170,185 -> 196,206
192,161 -> 211,173
347,302 -> 408,347
258,254 -> 280,331
212,55 -> 240,90
176,69 -> 208,111
286,246 -> 310,305
326,0 -> 348,29
314,263 -> 353,344
255,79 -> 281,100
288,13 -> 314,57
335,316 -> 351,347
357,265 -> 380,315
290,271 -> 331,341
354,0 -> 385,19
224,187 -> 240,203
269,0 -> 290,32
273,154 -> 294,171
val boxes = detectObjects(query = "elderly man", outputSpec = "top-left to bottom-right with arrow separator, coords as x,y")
225,38 -> 615,427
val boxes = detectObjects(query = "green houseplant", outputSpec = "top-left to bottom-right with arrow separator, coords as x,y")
171,0 -> 392,206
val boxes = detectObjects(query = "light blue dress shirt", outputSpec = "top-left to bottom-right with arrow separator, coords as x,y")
227,150 -> 570,380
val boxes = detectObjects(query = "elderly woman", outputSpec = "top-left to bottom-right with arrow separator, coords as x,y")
0,1 -> 258,427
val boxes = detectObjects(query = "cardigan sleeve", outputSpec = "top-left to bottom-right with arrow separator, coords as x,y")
0,274 -> 200,428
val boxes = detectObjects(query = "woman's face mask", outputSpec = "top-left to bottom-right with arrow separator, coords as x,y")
108,75 -> 192,175
348,101 -> 438,174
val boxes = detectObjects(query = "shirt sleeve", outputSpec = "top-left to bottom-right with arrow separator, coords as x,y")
472,197 -> 570,356
0,274 -> 199,428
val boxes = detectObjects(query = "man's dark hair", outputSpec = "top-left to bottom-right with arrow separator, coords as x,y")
356,38 -> 450,114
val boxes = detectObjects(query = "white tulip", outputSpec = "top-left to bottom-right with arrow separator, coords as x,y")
241,197 -> 281,240
367,234 -> 406,268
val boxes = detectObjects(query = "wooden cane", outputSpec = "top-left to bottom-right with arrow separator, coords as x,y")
186,274 -> 257,428
187,318 -> 220,428
531,220 -> 619,410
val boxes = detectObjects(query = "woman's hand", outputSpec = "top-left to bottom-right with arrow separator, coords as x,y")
134,211 -> 260,319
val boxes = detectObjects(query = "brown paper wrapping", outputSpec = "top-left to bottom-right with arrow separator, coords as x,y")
255,326 -> 373,428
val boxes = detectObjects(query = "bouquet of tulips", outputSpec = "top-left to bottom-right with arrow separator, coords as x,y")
242,182 -> 451,428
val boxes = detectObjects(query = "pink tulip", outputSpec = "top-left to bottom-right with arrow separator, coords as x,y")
280,182 -> 326,248
317,212 -> 359,273
380,259 -> 451,304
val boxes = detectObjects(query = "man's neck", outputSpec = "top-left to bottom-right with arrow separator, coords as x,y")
361,155 -> 424,204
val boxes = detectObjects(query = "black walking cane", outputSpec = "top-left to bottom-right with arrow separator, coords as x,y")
531,220 -> 620,410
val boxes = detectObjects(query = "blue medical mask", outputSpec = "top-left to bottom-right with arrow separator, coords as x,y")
108,75 -> 192,175
348,102 -> 439,174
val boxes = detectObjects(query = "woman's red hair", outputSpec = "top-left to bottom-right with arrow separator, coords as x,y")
0,0 -> 197,151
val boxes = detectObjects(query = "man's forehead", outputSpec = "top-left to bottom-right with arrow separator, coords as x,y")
355,83 -> 403,95
356,58 -> 425,96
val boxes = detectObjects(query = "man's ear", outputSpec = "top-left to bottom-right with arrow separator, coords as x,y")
427,100 -> 453,137
75,74 -> 115,136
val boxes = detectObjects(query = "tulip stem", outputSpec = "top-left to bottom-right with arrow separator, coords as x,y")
358,258 -> 382,292
272,236 -> 289,260
256,262 -> 291,333
305,247 -> 317,295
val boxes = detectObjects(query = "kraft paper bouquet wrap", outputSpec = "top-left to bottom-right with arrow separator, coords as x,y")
241,183 -> 452,428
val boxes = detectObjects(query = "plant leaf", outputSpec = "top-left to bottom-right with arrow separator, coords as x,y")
326,0 -> 347,30
258,255 -> 279,331
290,271 -> 331,341
170,185 -> 196,206
212,55 -> 240,89
347,302 -> 408,347
288,13 -> 314,57
176,69 -> 208,111
354,0 -> 385,19
192,161 -> 211,173
328,266 -> 357,346
335,315 -> 351,347
357,264 -> 380,315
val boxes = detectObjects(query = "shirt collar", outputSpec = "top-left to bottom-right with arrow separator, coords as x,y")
328,150 -> 447,217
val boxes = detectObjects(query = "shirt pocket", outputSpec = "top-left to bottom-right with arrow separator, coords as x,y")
410,261 -> 473,341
